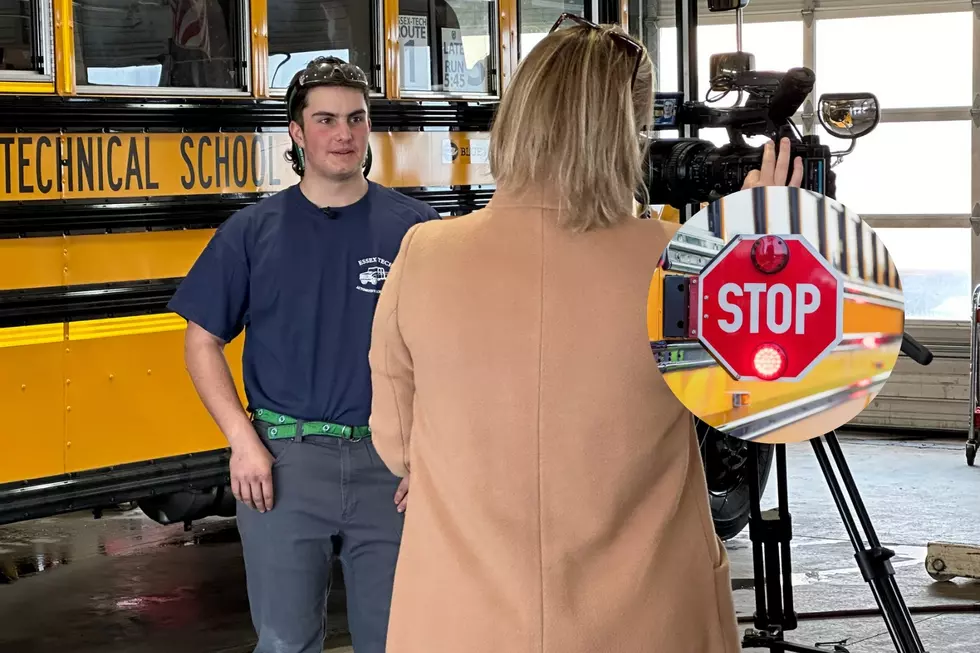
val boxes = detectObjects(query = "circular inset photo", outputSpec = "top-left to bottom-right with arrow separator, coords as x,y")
648,186 -> 905,444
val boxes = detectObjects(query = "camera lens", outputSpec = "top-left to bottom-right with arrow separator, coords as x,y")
644,138 -> 754,207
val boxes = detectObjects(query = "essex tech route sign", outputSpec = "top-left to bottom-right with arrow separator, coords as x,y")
694,234 -> 845,382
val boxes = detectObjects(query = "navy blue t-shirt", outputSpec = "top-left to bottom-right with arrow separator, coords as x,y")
168,181 -> 440,426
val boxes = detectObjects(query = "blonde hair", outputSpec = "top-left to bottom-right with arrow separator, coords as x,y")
489,23 -> 654,232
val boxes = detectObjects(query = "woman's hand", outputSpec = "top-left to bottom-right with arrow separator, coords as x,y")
394,475 -> 409,513
741,137 -> 804,189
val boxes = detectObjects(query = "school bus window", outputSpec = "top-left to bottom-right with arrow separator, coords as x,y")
798,189 -> 821,255
718,187 -> 756,238
767,190 -> 791,235
845,215 -> 860,279
861,222 -> 875,283
516,0 -> 585,60
73,0 -> 246,91
268,0 -> 380,91
397,0 -> 496,96
0,0 -> 52,79
874,232 -> 886,286
824,207 -> 844,274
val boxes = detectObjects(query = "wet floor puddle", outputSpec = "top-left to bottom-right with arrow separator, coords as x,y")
0,512 -> 239,584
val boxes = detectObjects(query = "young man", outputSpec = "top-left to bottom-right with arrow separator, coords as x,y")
168,57 -> 440,653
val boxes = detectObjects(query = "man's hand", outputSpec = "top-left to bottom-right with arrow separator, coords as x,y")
394,475 -> 409,513
742,137 -> 804,190
230,435 -> 275,513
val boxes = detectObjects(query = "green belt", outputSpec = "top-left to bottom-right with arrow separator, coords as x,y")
252,408 -> 371,442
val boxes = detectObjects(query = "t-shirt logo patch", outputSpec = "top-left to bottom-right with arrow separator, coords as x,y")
356,257 -> 392,294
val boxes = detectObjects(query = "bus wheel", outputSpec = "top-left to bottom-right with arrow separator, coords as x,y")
137,485 -> 237,526
695,418 -> 774,541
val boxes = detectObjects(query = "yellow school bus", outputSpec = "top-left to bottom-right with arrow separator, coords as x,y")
649,186 -> 906,445
0,1 -> 640,527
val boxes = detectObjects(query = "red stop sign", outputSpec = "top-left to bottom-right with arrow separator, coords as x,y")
694,234 -> 844,382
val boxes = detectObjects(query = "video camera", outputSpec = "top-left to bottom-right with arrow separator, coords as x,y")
642,0 -> 881,208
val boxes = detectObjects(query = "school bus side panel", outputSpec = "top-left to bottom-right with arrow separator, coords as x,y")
0,330 -> 66,484
0,238 -> 65,290
64,322 -> 245,473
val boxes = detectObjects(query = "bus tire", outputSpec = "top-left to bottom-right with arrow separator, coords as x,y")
137,485 -> 237,526
695,417 -> 775,541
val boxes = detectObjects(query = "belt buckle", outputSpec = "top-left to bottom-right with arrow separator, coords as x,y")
341,425 -> 359,442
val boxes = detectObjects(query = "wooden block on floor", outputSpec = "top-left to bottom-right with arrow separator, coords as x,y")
925,541 -> 980,581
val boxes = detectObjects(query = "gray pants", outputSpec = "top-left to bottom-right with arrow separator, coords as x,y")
236,429 -> 404,653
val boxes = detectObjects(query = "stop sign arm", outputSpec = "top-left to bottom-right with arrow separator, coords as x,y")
657,231 -> 730,341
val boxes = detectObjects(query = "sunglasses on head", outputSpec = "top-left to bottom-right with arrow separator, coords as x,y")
548,13 -> 644,88
286,57 -> 370,117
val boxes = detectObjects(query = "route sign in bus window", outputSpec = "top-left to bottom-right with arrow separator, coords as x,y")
398,0 -> 496,96
269,0 -> 378,90
73,0 -> 245,90
517,0 -> 586,60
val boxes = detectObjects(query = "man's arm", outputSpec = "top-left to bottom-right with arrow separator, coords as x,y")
183,322 -> 255,451
168,220 -> 275,513
183,322 -> 275,513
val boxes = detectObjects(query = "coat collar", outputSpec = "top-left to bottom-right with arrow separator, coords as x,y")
486,183 -> 564,210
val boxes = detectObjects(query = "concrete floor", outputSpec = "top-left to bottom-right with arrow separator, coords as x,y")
1,433 -> 978,652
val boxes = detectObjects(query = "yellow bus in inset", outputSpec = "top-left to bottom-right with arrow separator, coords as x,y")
648,186 -> 906,444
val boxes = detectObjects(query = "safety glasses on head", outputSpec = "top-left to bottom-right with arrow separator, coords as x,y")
548,13 -> 644,89
286,56 -> 370,120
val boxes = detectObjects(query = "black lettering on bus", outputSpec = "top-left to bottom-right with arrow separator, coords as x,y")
17,137 -> 33,194
96,137 -> 105,191
125,137 -> 143,191
36,136 -> 52,194
251,135 -> 265,186
77,136 -> 95,192
180,136 -> 195,189
64,136 -> 74,192
215,136 -> 230,188
199,136 -> 213,189
107,136 -> 123,191
56,138 -> 63,193
233,135 -> 248,187
0,137 -> 12,193
144,137 -> 159,190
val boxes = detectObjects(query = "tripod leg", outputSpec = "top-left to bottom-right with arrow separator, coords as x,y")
810,434 -> 926,653
775,444 -> 797,631
748,441 -> 770,629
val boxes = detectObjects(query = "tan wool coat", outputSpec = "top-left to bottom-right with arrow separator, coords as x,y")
368,186 -> 742,653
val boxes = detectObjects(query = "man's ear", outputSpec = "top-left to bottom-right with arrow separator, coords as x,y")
288,120 -> 305,149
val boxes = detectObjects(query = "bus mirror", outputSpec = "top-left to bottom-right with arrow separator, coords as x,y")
818,93 -> 880,140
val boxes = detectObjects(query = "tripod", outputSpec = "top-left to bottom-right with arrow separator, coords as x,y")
740,334 -> 933,653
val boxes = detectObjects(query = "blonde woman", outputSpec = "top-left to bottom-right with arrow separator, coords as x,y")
368,14 -> 802,653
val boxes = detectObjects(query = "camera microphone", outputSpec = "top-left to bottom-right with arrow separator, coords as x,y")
767,67 -> 815,125
321,207 -> 337,219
